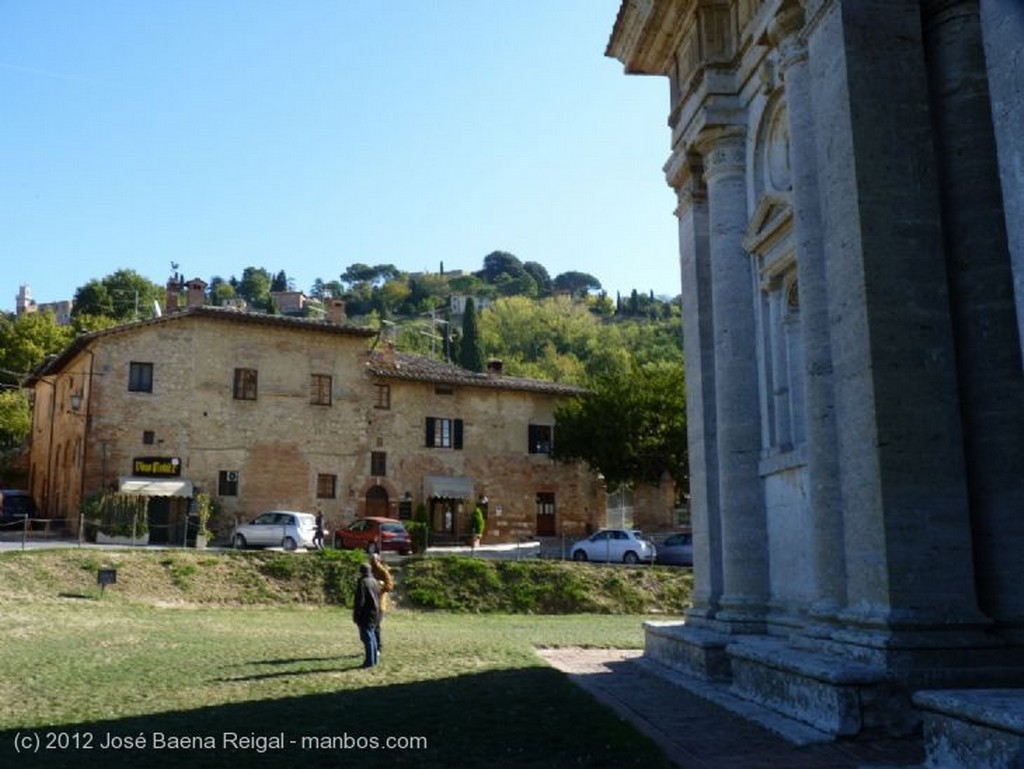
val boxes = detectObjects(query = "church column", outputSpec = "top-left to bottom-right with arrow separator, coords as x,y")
922,0 -> 1024,642
697,128 -> 768,632
978,0 -> 1024,351
806,0 -> 988,645
771,1 -> 846,626
667,149 -> 722,622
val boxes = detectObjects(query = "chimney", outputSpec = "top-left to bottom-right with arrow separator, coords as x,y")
486,359 -> 503,377
165,278 -> 181,313
185,278 -> 207,308
326,298 -> 347,324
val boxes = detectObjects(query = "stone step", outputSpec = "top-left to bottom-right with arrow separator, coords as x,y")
913,689 -> 1024,769
635,655 -> 839,746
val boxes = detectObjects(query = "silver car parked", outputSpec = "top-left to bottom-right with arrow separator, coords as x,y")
232,511 -> 316,551
570,528 -> 656,564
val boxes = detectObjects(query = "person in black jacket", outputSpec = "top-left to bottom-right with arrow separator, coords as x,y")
352,563 -> 381,668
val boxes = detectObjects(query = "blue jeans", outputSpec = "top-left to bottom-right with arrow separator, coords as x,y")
358,624 -> 378,667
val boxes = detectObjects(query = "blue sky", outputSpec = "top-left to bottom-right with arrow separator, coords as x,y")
2,1 -> 678,313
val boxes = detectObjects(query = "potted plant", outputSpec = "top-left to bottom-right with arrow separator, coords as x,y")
407,503 -> 429,554
470,505 -> 485,548
194,492 -> 215,548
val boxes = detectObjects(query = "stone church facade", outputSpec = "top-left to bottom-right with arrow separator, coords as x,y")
608,0 -> 1024,759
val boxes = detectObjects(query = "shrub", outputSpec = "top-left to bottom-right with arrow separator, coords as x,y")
317,548 -> 367,606
81,492 -> 148,539
471,506 -> 485,540
397,556 -> 690,614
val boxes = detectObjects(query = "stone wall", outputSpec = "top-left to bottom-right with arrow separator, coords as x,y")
30,311 -> 602,542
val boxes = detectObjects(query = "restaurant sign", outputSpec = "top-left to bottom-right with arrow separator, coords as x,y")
132,456 -> 182,478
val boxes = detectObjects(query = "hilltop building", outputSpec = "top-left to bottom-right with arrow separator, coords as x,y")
15,285 -> 73,325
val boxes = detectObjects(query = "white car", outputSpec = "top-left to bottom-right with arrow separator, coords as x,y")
232,511 -> 316,551
570,529 -> 656,564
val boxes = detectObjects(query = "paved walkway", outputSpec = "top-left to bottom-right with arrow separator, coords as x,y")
538,648 -> 925,769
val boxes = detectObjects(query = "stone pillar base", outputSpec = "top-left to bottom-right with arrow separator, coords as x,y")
643,621 -> 1024,741
914,690 -> 1024,769
644,621 -> 732,682
726,636 -> 915,737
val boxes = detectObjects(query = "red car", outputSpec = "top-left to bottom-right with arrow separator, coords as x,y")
334,516 -> 412,555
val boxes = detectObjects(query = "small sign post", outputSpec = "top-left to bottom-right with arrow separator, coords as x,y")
97,568 -> 117,597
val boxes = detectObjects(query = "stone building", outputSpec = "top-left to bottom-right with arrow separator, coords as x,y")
16,285 -> 74,325
26,286 -> 603,545
608,0 -> 1024,760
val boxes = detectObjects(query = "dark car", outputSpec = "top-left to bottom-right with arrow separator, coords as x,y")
656,530 -> 693,566
0,490 -> 38,530
334,517 -> 411,555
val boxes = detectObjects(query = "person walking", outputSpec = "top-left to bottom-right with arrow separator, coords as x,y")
369,552 -> 393,654
352,563 -> 381,668
313,512 -> 325,551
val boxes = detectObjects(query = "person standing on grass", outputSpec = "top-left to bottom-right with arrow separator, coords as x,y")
352,563 -> 381,668
369,552 -> 393,654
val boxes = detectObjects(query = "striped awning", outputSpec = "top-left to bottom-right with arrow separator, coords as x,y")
423,475 -> 473,500
119,477 -> 194,497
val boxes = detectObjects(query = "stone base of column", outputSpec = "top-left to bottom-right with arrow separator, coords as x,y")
644,620 -> 732,682
643,618 -> 1024,741
713,593 -> 769,634
726,636 -> 916,736
914,689 -> 1024,769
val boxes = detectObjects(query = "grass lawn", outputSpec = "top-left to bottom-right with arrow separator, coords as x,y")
0,599 -> 673,769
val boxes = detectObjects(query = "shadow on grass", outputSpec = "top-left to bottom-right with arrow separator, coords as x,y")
217,655 -> 365,683
1,666 -> 672,769
249,655 -> 351,667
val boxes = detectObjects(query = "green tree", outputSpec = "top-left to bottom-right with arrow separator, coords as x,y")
523,261 -> 553,296
271,270 -> 291,292
478,296 -> 602,382
0,311 -> 74,380
459,298 -> 485,372
373,278 -> 411,318
477,251 -> 526,284
0,311 -> 73,449
404,273 -> 449,314
311,279 -> 345,300
208,277 -> 236,306
71,280 -> 115,319
553,360 -> 687,491
447,274 -> 486,297
494,271 -> 538,298
70,314 -> 120,335
0,389 -> 31,446
553,271 -> 602,298
341,263 -> 377,286
234,267 -> 273,311
72,269 -> 163,321
341,263 -> 399,287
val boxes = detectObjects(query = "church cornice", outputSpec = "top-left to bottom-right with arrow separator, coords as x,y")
606,0 -> 693,76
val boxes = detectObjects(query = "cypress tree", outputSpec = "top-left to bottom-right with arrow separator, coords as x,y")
459,298 -> 485,372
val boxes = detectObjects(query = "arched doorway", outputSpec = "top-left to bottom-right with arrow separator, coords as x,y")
365,485 -> 389,518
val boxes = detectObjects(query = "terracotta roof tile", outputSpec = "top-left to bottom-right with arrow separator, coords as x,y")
366,350 -> 587,396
